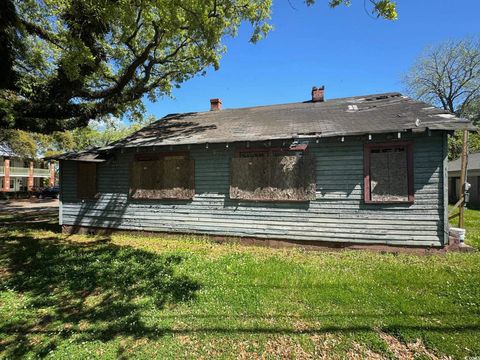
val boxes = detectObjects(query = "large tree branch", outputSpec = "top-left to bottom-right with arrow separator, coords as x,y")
0,0 -> 277,133
20,19 -> 64,49
82,33 -> 193,102
123,9 -> 144,57
81,24 -> 165,100
459,84 -> 480,115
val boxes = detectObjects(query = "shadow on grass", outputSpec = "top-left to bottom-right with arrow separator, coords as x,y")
0,211 -> 61,233
1,213 -> 479,357
0,231 -> 200,358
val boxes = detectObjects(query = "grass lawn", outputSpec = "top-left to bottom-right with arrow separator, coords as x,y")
0,211 -> 479,359
449,205 -> 480,249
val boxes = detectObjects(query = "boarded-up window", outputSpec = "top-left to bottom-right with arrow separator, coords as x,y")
230,149 -> 316,201
77,162 -> 97,199
130,153 -> 195,200
364,142 -> 413,203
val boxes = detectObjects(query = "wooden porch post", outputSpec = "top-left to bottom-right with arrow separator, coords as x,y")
458,129 -> 469,228
49,161 -> 55,187
3,157 -> 10,192
27,161 -> 34,191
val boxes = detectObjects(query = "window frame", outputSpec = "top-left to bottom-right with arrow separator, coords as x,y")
363,141 -> 414,204
129,151 -> 195,200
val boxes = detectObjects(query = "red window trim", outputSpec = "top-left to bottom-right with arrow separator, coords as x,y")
363,141 -> 414,204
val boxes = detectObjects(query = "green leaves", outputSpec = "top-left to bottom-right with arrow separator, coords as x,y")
326,0 -> 397,20
372,0 -> 397,20
0,0 -> 396,134
0,116 -> 147,160
404,38 -> 480,115
0,129 -> 37,158
448,130 -> 480,160
0,0 -> 275,132
403,38 -> 480,159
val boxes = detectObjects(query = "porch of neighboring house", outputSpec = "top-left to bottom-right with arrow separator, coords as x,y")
0,157 -> 55,193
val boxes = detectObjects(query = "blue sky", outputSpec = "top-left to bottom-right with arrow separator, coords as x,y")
142,0 -> 479,119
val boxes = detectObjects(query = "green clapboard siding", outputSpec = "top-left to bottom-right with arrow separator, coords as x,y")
60,131 -> 448,247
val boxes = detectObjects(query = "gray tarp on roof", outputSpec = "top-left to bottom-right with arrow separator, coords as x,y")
47,92 -> 476,160
448,152 -> 480,172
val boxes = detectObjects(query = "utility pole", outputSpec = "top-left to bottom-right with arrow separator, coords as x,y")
458,129 -> 469,228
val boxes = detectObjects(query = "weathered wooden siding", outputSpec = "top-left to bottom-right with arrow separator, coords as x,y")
60,132 -> 448,247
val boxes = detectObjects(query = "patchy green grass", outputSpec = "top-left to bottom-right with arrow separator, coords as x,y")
0,211 -> 479,359
449,205 -> 480,249
463,207 -> 480,249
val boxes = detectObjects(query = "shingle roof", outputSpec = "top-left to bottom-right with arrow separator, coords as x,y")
449,152 -> 480,172
44,148 -> 107,162
105,92 -> 474,149
47,92 -> 476,160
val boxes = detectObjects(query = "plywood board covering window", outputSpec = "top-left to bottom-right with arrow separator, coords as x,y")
364,142 -> 414,203
77,162 -> 97,199
230,149 -> 316,201
130,153 -> 195,200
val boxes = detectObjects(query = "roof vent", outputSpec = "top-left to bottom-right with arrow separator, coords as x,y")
210,98 -> 222,111
311,86 -> 325,102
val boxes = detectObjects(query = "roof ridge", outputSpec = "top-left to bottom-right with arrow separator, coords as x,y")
45,91 -> 475,160
158,92 -> 404,119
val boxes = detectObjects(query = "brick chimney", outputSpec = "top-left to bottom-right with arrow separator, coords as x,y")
210,98 -> 222,111
311,86 -> 325,102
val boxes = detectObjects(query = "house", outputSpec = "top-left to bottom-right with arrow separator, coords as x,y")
49,89 -> 474,248
448,151 -> 480,206
1,143 -> 55,193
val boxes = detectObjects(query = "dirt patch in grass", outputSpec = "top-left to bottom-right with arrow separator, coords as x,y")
347,342 -> 385,360
378,331 -> 446,360
262,336 -> 312,359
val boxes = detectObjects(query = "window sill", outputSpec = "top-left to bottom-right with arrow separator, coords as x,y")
364,200 -> 414,205
230,197 -> 313,203
129,196 -> 194,201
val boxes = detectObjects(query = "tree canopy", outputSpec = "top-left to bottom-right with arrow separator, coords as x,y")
0,0 -> 397,134
404,38 -> 480,116
0,117 -> 148,159
404,38 -> 480,159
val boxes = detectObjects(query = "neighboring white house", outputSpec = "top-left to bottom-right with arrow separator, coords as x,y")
0,143 -> 54,193
448,151 -> 480,205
